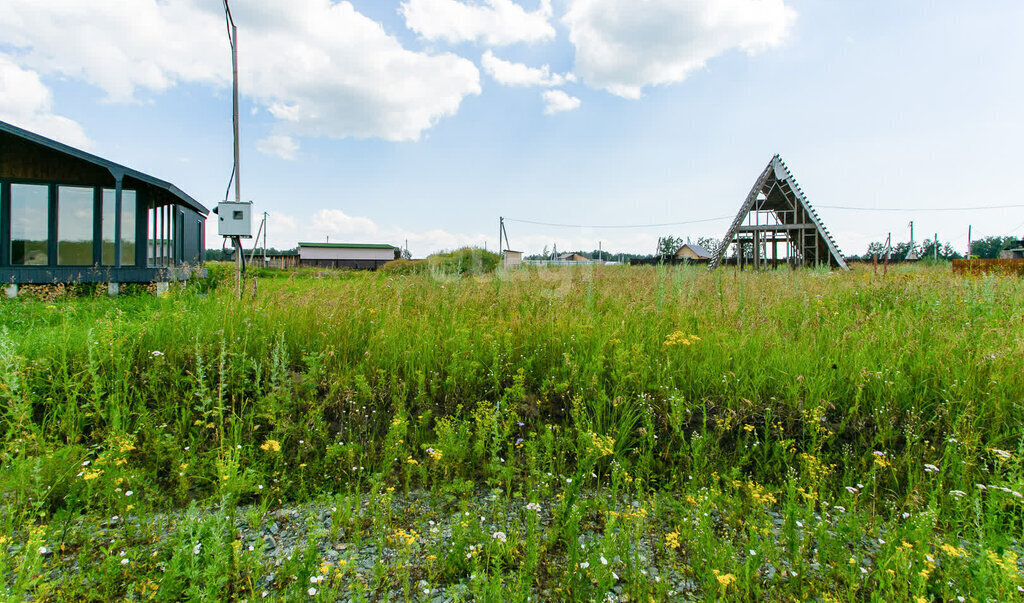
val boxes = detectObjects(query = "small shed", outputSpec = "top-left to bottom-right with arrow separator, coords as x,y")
298,242 -> 399,270
502,249 -> 523,269
673,243 -> 712,261
0,119 -> 207,288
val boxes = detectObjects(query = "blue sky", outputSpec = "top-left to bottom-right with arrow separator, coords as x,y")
2,0 -> 1022,257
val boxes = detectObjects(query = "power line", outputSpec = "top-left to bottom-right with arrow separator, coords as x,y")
818,203 -> 1024,212
504,216 -> 733,229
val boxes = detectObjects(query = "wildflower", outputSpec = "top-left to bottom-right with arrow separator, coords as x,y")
712,570 -> 737,588
193,543 -> 202,555
121,558 -> 129,565
151,350 -> 164,357
308,587 -> 317,596
579,562 -> 590,569
924,464 -> 939,473
493,532 -> 507,543
845,486 -> 859,495
665,532 -> 681,550
125,490 -> 133,497
949,490 -> 967,498
525,502 -> 541,512
260,440 -> 281,453
600,556 -> 608,565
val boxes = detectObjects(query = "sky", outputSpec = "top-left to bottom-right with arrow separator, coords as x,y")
1,0 -> 1023,258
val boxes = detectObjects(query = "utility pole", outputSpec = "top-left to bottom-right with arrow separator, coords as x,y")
598,241 -> 602,262
223,0 -> 243,295
967,225 -> 972,258
934,232 -> 938,260
906,221 -> 917,261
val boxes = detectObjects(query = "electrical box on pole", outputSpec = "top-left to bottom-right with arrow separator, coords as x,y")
216,201 -> 253,237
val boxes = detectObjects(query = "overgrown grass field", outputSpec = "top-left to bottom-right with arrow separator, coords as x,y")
1,263 -> 1022,600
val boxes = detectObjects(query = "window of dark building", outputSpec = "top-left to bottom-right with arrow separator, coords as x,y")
11,183 -> 49,265
57,185 -> 94,265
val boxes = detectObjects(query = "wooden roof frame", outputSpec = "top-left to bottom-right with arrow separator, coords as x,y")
708,155 -> 848,271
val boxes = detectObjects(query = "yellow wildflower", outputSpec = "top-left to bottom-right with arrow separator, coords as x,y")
260,439 -> 281,452
712,570 -> 737,588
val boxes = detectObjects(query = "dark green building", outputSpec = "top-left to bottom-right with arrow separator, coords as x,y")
1,120 -> 208,290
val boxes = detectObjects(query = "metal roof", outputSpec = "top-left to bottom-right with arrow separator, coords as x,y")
298,242 -> 396,249
676,242 -> 712,258
0,119 -> 208,215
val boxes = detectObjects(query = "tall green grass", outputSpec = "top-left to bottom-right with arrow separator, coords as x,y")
0,264 -> 1022,599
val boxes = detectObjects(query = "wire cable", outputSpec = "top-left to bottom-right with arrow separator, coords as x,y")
504,215 -> 733,229
818,203 -> 1024,212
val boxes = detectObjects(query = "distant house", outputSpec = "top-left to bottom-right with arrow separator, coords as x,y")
673,243 -> 712,262
297,242 -> 399,270
502,250 -> 523,269
999,240 -> 1024,259
557,253 -> 590,262
0,119 -> 207,292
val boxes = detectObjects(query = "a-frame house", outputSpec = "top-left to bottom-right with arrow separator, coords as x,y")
708,155 -> 848,271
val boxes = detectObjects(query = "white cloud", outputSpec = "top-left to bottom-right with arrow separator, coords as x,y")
563,0 -> 796,98
0,54 -> 90,148
311,209 -> 380,238
301,209 -> 490,256
402,0 -> 555,46
481,50 -> 573,87
542,89 -> 581,114
256,135 -> 299,160
0,0 -> 481,141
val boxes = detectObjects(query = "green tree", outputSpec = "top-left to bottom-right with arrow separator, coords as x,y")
657,236 -> 680,256
970,236 -> 1019,259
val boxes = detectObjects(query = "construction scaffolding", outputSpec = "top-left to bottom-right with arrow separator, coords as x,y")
708,155 -> 848,271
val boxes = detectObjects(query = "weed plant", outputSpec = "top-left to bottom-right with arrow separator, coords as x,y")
0,264 -> 1022,600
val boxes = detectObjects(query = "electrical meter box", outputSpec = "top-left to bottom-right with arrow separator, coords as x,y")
216,201 -> 253,237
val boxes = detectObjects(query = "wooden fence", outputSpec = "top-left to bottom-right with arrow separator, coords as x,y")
952,259 -> 1024,276
249,254 -> 301,269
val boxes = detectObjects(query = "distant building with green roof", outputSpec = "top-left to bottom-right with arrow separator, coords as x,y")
297,242 -> 399,270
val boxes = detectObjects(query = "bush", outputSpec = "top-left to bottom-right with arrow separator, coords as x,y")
380,259 -> 428,275
426,247 -> 500,275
